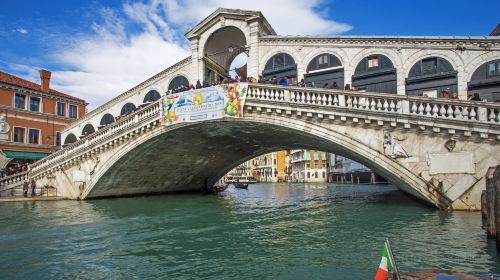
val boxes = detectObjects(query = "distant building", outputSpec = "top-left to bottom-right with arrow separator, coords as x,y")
0,70 -> 86,170
328,154 -> 387,184
290,150 -> 327,183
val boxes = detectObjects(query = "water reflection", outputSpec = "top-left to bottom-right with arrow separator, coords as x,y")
0,183 -> 497,279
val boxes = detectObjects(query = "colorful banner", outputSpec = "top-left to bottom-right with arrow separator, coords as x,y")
160,82 -> 248,126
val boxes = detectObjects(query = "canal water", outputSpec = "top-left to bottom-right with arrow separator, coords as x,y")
0,183 -> 498,279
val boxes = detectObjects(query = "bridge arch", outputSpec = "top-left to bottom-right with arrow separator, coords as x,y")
467,58 -> 500,102
168,75 -> 190,91
203,26 -> 247,81
120,103 -> 137,115
352,54 -> 397,93
81,124 -> 95,137
100,113 -> 115,127
406,56 -> 458,97
64,133 -> 77,145
261,52 -> 298,84
143,90 -> 161,103
304,53 -> 344,89
80,114 -> 447,208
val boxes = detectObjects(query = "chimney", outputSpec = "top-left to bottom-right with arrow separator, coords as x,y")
39,69 -> 51,92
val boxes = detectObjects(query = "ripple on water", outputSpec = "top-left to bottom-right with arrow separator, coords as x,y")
0,183 -> 498,279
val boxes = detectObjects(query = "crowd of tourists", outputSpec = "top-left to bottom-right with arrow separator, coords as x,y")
0,162 -> 29,179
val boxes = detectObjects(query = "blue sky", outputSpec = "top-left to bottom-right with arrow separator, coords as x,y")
1,0 -> 498,108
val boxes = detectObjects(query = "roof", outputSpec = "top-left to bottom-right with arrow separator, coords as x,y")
260,35 -> 500,41
490,23 -> 500,36
185,8 -> 276,39
0,71 -> 86,103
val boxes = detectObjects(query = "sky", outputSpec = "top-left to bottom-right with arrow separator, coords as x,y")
1,0 -> 499,109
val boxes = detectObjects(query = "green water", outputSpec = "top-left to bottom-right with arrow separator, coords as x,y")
0,183 -> 498,279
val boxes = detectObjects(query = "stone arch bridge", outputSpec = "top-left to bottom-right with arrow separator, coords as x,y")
26,84 -> 500,210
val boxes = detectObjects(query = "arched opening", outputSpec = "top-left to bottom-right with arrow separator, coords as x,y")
143,90 -> 161,103
81,124 -> 95,137
64,133 -> 77,145
204,26 -> 247,83
468,59 -> 500,102
168,76 -> 189,92
406,57 -> 457,98
352,54 -> 397,93
262,53 -> 297,85
100,113 -> 115,127
84,119 -> 443,209
120,103 -> 136,115
304,53 -> 343,89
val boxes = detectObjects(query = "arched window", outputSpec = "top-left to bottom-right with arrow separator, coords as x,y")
352,54 -> 396,94
120,103 -> 136,115
322,171 -> 325,178
100,113 -> 115,126
307,172 -> 310,179
468,59 -> 500,102
406,57 -> 457,97
262,53 -> 297,84
315,172 -> 318,178
168,76 -> 189,91
306,54 -> 342,72
81,124 -> 95,136
64,133 -> 77,145
143,90 -> 161,103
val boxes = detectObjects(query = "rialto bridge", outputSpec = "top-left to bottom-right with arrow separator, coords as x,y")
3,8 -> 500,210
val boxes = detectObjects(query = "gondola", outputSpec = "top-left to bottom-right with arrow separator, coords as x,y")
202,183 -> 228,193
234,183 -> 248,189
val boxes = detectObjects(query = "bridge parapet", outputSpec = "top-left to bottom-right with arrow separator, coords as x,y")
30,103 -> 161,177
247,84 -> 500,139
0,171 -> 29,197
248,84 -> 500,124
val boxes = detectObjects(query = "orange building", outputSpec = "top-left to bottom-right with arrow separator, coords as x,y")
0,70 -> 86,169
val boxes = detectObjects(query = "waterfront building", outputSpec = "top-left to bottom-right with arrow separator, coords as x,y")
0,70 -> 86,170
328,154 -> 387,184
290,150 -> 328,183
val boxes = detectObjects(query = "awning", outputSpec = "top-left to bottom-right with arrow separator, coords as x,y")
3,150 -> 47,160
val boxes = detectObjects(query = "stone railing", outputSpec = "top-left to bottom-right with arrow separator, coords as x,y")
28,83 -> 500,177
0,171 -> 29,197
30,102 -> 161,175
247,84 -> 500,124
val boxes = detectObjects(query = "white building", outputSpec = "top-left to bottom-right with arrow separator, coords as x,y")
290,150 -> 328,183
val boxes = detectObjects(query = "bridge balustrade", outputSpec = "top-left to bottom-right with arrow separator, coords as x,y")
247,84 -> 500,123
0,171 -> 29,197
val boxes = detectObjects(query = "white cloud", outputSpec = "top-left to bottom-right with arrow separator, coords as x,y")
35,1 -> 351,109
15,28 -> 28,34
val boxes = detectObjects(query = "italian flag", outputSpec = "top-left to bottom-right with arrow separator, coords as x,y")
374,242 -> 393,280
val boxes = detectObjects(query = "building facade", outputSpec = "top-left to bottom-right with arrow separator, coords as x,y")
0,70 -> 86,169
289,150 -> 328,183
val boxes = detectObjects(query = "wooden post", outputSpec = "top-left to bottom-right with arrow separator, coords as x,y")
485,166 -> 497,240
481,190 -> 487,221
494,166 -> 500,253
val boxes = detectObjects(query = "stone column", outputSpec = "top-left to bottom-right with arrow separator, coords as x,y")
247,21 -> 260,79
189,37 -> 201,83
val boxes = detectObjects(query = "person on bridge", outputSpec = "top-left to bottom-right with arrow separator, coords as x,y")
30,179 -> 36,197
23,180 -> 28,197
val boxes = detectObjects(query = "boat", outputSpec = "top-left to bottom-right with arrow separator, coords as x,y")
234,183 -> 248,189
202,183 -> 228,194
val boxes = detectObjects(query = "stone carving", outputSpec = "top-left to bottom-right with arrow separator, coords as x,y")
445,139 -> 456,152
0,115 -> 10,140
383,133 -> 409,158
220,16 -> 225,26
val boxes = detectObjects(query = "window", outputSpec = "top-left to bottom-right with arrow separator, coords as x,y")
14,93 -> 26,109
56,132 -> 61,146
28,129 -> 40,144
487,62 -> 500,77
307,172 -> 310,178
69,105 -> 78,119
57,102 -> 66,116
368,56 -> 379,68
13,127 -> 25,143
318,54 -> 328,65
29,97 -> 41,112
